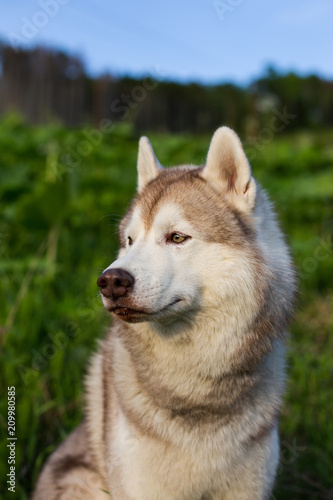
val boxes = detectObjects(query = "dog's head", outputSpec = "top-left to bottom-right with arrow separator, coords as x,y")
98,127 -> 293,334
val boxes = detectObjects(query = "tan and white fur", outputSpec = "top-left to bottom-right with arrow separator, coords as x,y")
32,127 -> 296,500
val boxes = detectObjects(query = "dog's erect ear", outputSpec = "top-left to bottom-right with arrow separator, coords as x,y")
202,127 -> 256,211
137,136 -> 162,192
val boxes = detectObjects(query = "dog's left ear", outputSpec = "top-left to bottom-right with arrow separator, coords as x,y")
137,136 -> 163,192
202,127 -> 256,211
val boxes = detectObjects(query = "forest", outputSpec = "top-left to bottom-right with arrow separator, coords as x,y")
1,43 -> 333,133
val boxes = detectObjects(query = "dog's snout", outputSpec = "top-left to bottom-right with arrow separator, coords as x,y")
97,268 -> 134,299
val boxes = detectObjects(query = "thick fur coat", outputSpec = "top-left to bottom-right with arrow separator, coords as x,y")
32,127 -> 296,500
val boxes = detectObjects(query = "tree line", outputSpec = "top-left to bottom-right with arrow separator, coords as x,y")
0,43 -> 333,135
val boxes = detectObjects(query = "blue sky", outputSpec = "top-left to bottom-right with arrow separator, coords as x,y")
0,0 -> 332,84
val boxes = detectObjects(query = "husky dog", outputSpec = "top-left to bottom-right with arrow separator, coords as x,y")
32,127 -> 295,500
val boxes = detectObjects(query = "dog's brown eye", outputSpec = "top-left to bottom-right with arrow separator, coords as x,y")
170,233 -> 187,243
128,236 -> 133,246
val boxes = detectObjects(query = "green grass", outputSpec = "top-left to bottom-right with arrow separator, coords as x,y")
0,114 -> 332,499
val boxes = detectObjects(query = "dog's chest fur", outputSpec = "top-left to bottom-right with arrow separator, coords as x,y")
85,318 -> 285,498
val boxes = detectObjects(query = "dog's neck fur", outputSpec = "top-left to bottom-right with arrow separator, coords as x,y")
107,310 -> 284,431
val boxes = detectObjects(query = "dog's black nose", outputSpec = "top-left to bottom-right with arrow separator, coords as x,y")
97,268 -> 134,299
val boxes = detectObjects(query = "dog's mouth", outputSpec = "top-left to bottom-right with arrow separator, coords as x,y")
109,298 -> 182,323
111,306 -> 147,322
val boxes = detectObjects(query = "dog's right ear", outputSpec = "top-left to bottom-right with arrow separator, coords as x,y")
202,127 -> 256,212
137,137 -> 162,192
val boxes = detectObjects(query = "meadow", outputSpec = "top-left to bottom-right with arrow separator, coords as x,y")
0,114 -> 332,499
